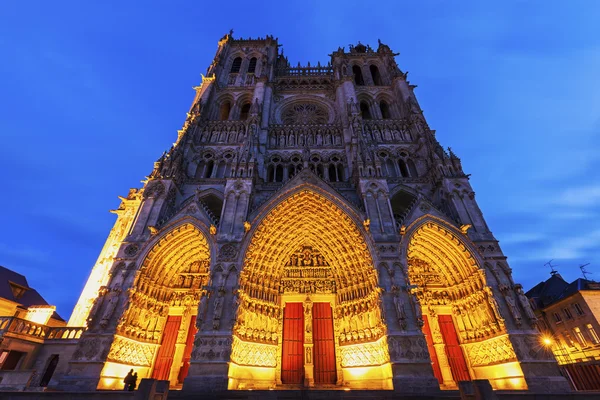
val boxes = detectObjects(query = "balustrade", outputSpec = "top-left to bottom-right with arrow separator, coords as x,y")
46,326 -> 86,340
276,65 -> 333,77
0,317 -> 86,341
227,73 -> 238,85
0,317 -> 48,340
244,73 -> 256,86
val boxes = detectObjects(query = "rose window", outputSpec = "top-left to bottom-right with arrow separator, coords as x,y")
281,103 -> 328,125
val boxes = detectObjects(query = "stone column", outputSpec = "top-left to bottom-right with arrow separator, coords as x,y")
303,298 -> 314,387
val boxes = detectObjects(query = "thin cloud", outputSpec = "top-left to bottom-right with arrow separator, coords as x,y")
554,185 -> 600,208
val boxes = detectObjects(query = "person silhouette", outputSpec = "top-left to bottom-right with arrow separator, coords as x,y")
129,372 -> 138,391
123,369 -> 134,391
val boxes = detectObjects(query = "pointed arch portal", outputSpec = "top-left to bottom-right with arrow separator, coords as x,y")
229,190 -> 392,389
406,221 -> 526,390
99,223 -> 210,389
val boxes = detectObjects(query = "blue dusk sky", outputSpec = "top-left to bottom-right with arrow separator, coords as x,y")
0,1 -> 599,318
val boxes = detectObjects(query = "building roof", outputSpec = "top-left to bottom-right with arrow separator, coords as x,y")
526,273 -> 600,309
0,265 -> 64,321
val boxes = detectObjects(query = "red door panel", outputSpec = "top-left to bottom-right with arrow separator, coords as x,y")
177,316 -> 197,383
152,315 -> 182,381
313,303 -> 336,384
438,314 -> 470,382
422,315 -> 443,384
281,303 -> 304,384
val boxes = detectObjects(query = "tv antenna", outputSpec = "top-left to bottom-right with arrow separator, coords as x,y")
579,263 -> 591,280
545,260 -> 558,275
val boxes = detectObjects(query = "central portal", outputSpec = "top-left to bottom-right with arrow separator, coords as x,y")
228,190 -> 392,390
281,302 -> 336,386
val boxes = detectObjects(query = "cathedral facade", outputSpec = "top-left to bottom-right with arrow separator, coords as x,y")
56,33 -> 569,393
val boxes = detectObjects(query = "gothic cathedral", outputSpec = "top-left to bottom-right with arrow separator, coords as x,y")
58,33 -> 569,393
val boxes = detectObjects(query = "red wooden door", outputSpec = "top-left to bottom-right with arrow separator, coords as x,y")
438,315 -> 470,382
152,315 -> 181,380
177,316 -> 197,383
313,303 -> 336,384
422,315 -> 443,384
281,303 -> 304,384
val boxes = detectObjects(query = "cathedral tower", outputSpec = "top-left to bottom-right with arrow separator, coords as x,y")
58,33 -> 570,393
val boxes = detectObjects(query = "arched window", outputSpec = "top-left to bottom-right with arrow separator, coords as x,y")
240,103 -> 251,120
328,165 -> 337,182
353,65 -> 364,86
248,57 -> 257,73
337,164 -> 344,181
215,161 -> 227,178
398,159 -> 409,177
408,159 -> 418,177
204,160 -> 214,178
267,165 -> 275,182
316,164 -> 324,178
385,159 -> 397,177
380,101 -> 391,119
230,57 -> 242,73
219,101 -> 231,120
275,165 -> 284,182
370,65 -> 383,86
360,101 -> 371,120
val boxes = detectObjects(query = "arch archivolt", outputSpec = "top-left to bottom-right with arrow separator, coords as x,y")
100,222 -> 212,388
405,218 -> 523,389
229,189 -> 391,389
406,220 -> 505,340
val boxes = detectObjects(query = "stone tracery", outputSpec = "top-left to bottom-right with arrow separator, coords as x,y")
281,103 -> 328,125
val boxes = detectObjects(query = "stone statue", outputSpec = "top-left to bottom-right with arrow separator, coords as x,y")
99,289 -> 120,328
197,290 -> 210,327
516,286 -> 537,322
504,294 -> 521,326
393,293 -> 407,329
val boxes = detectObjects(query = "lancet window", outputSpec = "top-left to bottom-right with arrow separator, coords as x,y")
194,152 -> 237,179
380,101 -> 391,119
353,65 -> 365,86
360,101 -> 371,119
230,57 -> 242,73
247,57 -> 257,73
219,101 -> 231,120
265,153 -> 346,183
370,65 -> 383,86
239,103 -> 251,121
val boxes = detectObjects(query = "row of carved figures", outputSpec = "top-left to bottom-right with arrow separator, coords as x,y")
361,122 -> 414,143
268,127 -> 343,148
193,125 -> 249,144
233,299 -> 280,344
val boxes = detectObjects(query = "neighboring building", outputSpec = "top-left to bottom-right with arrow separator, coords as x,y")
526,273 -> 600,390
0,265 -> 83,389
8,33 -> 573,394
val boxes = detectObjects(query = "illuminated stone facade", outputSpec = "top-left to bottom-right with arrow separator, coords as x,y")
55,33 -> 571,393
